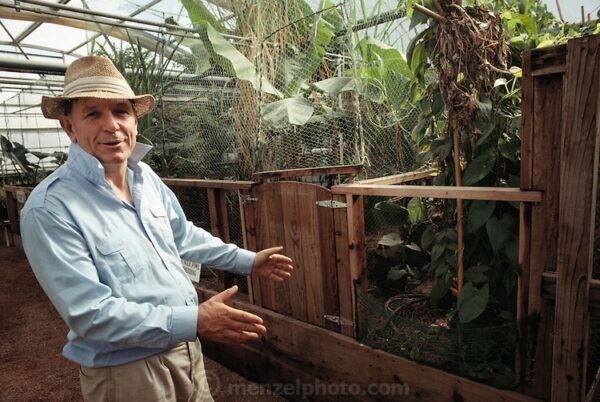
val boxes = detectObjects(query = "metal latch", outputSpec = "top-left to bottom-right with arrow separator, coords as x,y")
315,200 -> 347,209
324,315 -> 354,326
240,195 -> 258,204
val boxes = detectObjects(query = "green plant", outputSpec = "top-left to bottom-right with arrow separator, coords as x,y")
403,0 -> 594,326
0,135 -> 66,186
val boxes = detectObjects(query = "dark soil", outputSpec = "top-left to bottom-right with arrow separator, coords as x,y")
0,240 -> 286,402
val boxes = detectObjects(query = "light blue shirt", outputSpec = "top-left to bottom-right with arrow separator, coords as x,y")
20,143 -> 255,367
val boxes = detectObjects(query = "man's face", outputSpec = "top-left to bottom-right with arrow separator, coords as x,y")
59,98 -> 138,166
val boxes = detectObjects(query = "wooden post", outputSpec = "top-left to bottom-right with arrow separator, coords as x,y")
207,188 -> 234,291
5,189 -> 19,235
522,45 -> 566,400
552,35 -> 600,402
333,193 -> 354,337
345,194 -> 366,338
451,119 -> 465,292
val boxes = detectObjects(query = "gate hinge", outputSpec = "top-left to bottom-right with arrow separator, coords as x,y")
324,315 -> 354,326
241,195 -> 258,204
315,200 -> 347,209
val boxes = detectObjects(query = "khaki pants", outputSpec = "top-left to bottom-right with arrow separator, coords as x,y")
79,340 -> 214,402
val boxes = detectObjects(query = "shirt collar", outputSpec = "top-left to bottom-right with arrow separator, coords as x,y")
67,142 -> 153,185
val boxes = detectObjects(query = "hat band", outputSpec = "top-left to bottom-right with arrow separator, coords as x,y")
63,76 -> 136,97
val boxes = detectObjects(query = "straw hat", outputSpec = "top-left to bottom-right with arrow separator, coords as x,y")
41,55 -> 155,119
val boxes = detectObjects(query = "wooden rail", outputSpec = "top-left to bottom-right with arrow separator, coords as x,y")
252,164 -> 363,181
332,184 -> 542,202
356,168 -> 437,185
161,178 -> 255,190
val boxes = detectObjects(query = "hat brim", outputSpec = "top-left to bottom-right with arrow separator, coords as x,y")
41,92 -> 155,119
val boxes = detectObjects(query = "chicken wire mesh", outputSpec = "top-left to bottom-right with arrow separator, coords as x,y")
132,1 -> 420,182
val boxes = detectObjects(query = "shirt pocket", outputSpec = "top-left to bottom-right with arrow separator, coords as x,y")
149,204 -> 174,242
95,237 -> 143,283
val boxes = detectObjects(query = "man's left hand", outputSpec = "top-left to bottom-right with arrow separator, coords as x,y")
252,246 -> 293,282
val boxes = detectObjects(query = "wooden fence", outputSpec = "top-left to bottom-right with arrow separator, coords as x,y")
2,34 -> 599,401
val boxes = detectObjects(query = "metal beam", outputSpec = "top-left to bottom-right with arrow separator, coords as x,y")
0,57 -> 67,74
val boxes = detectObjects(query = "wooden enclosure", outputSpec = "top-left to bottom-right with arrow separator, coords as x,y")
3,34 -> 599,401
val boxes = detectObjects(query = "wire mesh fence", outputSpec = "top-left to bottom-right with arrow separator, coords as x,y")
128,1 -> 421,182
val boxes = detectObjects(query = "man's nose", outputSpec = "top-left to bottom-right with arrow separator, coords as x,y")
101,113 -> 120,132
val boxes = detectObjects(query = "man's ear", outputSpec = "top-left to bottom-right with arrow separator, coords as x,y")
58,115 -> 77,143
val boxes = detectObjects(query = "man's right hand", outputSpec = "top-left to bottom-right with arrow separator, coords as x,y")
197,285 -> 267,344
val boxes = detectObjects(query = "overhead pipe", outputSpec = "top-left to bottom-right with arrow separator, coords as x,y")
1,0 -> 247,40
0,57 -> 67,74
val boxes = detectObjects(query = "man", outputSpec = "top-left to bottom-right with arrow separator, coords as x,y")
20,55 -> 293,402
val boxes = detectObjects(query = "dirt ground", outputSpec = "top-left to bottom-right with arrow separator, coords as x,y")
0,241 -> 286,402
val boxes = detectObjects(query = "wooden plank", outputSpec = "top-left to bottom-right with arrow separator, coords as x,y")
279,183 -> 308,323
552,34 -> 600,402
254,183 -> 288,314
252,164 -> 362,181
240,189 -> 262,305
333,193 -> 355,337
332,184 -> 542,202
315,188 -> 340,332
521,49 -> 534,190
530,44 -> 567,76
207,188 -> 233,291
198,288 -> 542,402
161,178 -> 256,190
5,189 -> 19,234
357,168 -> 438,185
516,202 -> 531,385
518,50 -> 534,387
294,184 -> 324,325
345,194 -> 366,339
524,72 -> 565,399
542,274 -> 600,310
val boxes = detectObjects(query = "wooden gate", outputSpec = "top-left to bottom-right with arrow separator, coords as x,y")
241,181 -> 352,333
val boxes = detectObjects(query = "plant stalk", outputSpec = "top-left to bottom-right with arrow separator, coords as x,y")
451,118 -> 464,293
411,4 -> 446,23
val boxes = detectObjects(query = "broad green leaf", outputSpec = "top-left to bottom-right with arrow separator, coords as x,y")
179,0 -> 227,32
431,243 -> 445,262
409,8 -> 429,29
188,40 -> 211,75
261,97 -> 313,129
378,232 -> 403,247
458,283 -> 489,323
313,77 -> 359,97
431,91 -> 444,115
282,13 -> 335,96
494,78 -> 507,88
474,117 -> 497,146
203,23 -> 282,98
462,153 -> 495,186
485,213 -> 516,256
510,66 -> 523,78
407,197 -> 425,224
466,200 -> 496,233
476,98 -> 493,118
405,242 -> 422,252
431,270 -> 453,301
356,37 -> 412,78
464,265 -> 492,283
421,225 -> 436,250
388,268 -> 408,281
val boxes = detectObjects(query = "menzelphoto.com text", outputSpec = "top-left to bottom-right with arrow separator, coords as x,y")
223,378 -> 410,398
